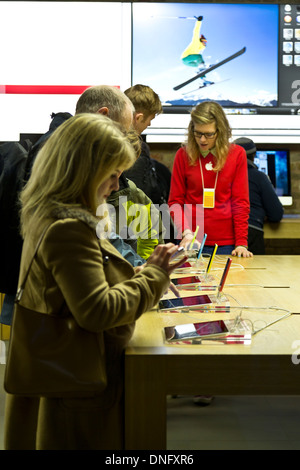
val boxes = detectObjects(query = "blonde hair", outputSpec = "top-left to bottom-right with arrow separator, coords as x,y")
20,114 -> 136,237
186,101 -> 232,171
124,128 -> 141,160
124,84 -> 162,118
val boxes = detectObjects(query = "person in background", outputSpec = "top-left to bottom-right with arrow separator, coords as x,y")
75,84 -> 134,131
168,101 -> 252,407
76,85 -> 165,260
4,113 -> 185,450
181,16 -> 207,68
234,137 -> 284,254
0,87 -> 143,329
124,84 -> 171,206
168,100 -> 253,258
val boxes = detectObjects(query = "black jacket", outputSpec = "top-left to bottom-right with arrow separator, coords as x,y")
124,138 -> 171,206
247,159 -> 284,230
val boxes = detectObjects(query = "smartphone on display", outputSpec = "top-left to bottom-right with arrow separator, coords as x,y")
164,318 -> 252,343
172,275 -> 201,287
159,294 -> 212,310
169,246 -> 186,266
164,320 -> 230,342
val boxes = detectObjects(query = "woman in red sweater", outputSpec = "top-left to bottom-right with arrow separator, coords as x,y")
168,101 -> 253,257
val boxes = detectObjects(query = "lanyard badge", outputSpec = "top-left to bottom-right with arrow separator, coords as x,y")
203,188 -> 215,208
199,157 -> 218,209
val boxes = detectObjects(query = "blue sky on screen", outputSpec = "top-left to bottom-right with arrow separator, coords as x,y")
132,3 -> 278,106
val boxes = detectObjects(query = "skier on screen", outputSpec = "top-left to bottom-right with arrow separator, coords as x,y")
181,16 -> 207,68
174,15 -> 246,92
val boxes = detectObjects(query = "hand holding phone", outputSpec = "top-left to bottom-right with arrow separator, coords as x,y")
147,244 -> 188,275
169,246 -> 186,265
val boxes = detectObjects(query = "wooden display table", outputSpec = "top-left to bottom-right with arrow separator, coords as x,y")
125,255 -> 300,449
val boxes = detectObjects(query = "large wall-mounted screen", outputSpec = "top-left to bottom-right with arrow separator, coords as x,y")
132,3 -> 300,115
255,149 -> 292,205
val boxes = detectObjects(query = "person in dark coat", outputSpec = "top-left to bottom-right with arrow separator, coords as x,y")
124,84 -> 171,206
124,85 -> 175,243
234,137 -> 284,254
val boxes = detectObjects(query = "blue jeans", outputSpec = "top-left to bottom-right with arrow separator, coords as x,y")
0,293 -> 15,326
202,245 -> 235,256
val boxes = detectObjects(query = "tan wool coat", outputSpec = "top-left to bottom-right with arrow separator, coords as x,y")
4,207 -> 170,450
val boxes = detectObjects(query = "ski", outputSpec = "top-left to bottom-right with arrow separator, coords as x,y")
182,78 -> 230,95
173,46 -> 246,91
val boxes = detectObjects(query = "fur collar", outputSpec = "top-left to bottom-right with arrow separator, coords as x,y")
52,205 -> 99,231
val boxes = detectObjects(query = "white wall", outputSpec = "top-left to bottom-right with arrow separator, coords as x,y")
145,113 -> 300,144
0,1 -> 132,141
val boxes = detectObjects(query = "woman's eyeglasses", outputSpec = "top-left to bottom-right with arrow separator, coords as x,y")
193,130 -> 217,139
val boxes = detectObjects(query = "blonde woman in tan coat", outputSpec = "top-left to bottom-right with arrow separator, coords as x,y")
4,114 -> 186,450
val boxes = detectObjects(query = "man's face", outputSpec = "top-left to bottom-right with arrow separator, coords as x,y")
133,112 -> 156,135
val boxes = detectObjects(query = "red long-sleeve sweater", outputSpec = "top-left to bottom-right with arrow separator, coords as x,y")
168,144 -> 250,247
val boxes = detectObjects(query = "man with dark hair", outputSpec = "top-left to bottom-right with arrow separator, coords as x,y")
124,84 -> 171,206
75,85 -> 164,260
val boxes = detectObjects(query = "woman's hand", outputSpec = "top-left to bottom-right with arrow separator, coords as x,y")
146,243 -> 188,276
231,246 -> 253,258
134,265 -> 145,274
